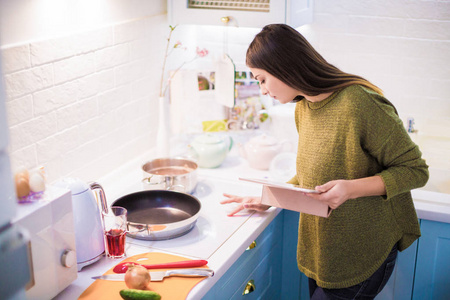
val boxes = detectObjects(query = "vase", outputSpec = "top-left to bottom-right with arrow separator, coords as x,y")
156,96 -> 170,157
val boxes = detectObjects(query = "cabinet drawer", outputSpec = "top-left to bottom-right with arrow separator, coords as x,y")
227,241 -> 282,299
236,212 -> 284,267
203,212 -> 283,299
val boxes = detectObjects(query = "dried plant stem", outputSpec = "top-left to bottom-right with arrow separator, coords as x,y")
159,27 -> 176,97
159,25 -> 207,98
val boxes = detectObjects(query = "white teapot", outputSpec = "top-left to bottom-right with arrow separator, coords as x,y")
239,134 -> 292,170
189,134 -> 233,168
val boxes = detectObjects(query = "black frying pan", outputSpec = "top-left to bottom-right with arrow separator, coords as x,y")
112,190 -> 201,241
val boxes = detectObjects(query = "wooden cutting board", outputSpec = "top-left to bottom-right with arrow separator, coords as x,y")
79,252 -> 209,300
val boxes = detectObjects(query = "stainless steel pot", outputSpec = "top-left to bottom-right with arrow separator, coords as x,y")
112,190 -> 201,241
142,158 -> 198,194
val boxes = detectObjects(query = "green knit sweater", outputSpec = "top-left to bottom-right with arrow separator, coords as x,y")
287,85 -> 429,289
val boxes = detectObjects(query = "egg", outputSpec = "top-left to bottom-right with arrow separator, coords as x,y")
29,172 -> 46,193
15,166 -> 29,181
16,176 -> 30,198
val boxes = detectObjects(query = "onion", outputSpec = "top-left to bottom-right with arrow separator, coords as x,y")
124,264 -> 151,290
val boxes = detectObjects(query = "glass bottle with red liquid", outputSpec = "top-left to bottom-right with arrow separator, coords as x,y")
102,206 -> 127,258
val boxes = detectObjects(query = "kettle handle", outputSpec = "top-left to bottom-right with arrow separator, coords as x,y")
89,182 -> 108,214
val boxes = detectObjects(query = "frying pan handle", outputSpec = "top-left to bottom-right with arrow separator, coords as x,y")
89,182 -> 108,214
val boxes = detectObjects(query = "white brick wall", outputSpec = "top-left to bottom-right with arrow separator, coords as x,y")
170,0 -> 450,168
177,1 -> 450,126
182,0 -> 450,135
308,0 -> 450,134
308,0 -> 450,168
1,0 -> 449,183
1,14 -> 168,183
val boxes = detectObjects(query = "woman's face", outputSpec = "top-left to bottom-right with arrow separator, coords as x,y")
249,67 -> 300,104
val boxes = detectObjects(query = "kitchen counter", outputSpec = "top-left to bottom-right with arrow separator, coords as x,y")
54,150 -> 282,300
55,149 -> 450,299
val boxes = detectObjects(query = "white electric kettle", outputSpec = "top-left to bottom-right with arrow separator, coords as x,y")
55,178 -> 106,271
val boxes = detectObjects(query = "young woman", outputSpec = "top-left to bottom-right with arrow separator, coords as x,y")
220,24 -> 429,299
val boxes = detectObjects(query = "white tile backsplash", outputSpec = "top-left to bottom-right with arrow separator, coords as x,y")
4,64 -> 53,99
1,11 -> 168,183
5,95 -> 33,126
30,36 -> 80,66
303,0 -> 450,141
53,53 -> 96,84
1,0 -> 449,184
94,43 -> 130,71
1,44 -> 31,73
33,81 -> 78,116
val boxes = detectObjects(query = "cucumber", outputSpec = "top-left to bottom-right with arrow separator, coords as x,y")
119,289 -> 161,300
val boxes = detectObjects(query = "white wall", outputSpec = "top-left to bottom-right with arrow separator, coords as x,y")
175,0 -> 450,168
0,0 -> 170,183
310,0 -> 450,131
1,0 -> 449,184
180,0 -> 450,134
308,0 -> 450,168
0,0 -> 166,46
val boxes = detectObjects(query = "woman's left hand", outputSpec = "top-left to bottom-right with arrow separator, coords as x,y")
306,176 -> 386,209
306,180 -> 351,210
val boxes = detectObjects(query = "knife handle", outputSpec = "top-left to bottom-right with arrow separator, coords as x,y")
166,268 -> 214,278
113,259 -> 208,273
147,260 -> 208,269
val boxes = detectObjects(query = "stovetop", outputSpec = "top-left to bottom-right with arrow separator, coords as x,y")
125,176 -> 263,259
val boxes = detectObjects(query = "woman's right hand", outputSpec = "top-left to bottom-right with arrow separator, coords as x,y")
220,193 -> 270,216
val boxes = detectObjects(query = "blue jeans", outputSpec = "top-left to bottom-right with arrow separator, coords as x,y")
309,243 -> 398,300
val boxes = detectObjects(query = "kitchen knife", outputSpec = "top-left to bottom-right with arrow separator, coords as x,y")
92,268 -> 214,282
113,260 -> 208,273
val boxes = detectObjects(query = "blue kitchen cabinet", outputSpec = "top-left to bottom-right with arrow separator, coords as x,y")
202,210 -> 304,299
369,218 -> 450,300
412,219 -> 450,300
375,239 -> 418,300
281,210 -> 307,300
202,212 -> 283,299
203,213 -> 450,300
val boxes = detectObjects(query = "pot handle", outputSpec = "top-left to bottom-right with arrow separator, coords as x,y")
164,176 -> 186,193
142,175 -> 164,186
167,184 -> 186,193
89,182 -> 108,214
142,176 -> 186,193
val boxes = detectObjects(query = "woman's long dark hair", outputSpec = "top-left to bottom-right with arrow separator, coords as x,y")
246,24 -> 383,97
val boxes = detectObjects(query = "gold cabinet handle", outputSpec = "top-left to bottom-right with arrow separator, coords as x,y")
246,241 -> 256,251
242,279 -> 255,295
